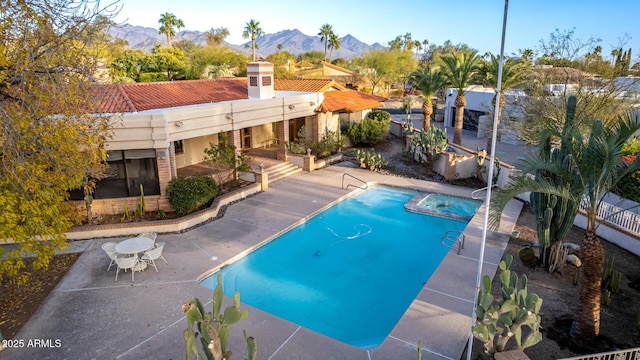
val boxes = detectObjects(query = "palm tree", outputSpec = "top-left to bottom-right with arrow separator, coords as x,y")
481,54 -> 529,151
520,48 -> 534,63
490,96 -> 640,344
243,19 -> 263,62
440,50 -> 481,145
327,33 -> 340,62
318,23 -> 333,61
409,66 -> 446,130
158,12 -> 184,47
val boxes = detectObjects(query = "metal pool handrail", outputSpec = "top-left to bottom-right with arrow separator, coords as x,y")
441,230 -> 465,255
471,184 -> 499,200
342,173 -> 368,190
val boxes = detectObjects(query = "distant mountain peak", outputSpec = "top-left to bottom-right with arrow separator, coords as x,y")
109,25 -> 384,58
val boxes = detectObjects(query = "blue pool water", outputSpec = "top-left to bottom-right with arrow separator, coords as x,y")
199,186 -> 475,349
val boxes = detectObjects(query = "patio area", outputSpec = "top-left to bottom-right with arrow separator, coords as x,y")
2,162 -> 522,360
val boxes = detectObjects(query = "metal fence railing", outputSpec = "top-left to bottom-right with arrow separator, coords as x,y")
560,347 -> 640,360
580,199 -> 640,237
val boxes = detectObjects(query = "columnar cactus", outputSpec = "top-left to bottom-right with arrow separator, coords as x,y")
473,254 -> 543,354
529,96 -> 580,269
183,274 -> 255,360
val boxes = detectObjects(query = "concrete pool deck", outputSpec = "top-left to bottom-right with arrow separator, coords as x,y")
2,162 -> 523,360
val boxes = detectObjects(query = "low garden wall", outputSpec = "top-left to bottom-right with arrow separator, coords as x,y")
288,152 -> 344,171
66,182 -> 263,240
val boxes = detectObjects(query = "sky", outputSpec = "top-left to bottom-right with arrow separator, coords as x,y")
112,0 -> 640,61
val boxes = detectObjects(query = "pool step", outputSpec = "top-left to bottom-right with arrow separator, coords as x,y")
266,161 -> 302,183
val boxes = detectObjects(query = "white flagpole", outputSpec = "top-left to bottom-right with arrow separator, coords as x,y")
466,1 -> 509,359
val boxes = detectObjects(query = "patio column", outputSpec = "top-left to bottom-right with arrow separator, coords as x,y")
227,130 -> 242,151
155,147 -> 173,211
276,120 -> 289,161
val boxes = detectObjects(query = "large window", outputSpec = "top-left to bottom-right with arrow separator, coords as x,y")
78,149 -> 160,199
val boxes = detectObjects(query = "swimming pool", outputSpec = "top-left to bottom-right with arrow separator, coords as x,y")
199,186 -> 478,349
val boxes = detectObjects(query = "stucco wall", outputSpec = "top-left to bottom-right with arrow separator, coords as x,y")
175,134 -> 218,168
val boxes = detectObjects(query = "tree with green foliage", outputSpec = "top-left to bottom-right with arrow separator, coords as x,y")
490,96 -> 640,344
355,50 -> 393,94
151,46 -> 188,81
0,0 -> 116,283
110,49 -> 153,82
440,49 -> 481,145
409,66 -> 446,130
243,19 -> 263,62
420,40 -> 477,67
514,29 -> 635,146
298,50 -> 325,64
203,134 -> 251,190
158,12 -> 184,48
318,23 -> 333,61
480,54 -> 530,152
206,27 -> 230,47
185,45 -> 247,80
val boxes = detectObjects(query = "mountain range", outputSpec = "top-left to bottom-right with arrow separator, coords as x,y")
109,24 -> 385,59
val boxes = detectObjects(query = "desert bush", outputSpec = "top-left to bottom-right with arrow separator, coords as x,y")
167,176 -> 219,214
615,154 -> 640,202
138,72 -> 169,82
347,110 -> 391,146
622,136 -> 640,156
287,126 -> 342,158
354,148 -> 388,171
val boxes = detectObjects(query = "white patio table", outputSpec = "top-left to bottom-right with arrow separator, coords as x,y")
115,237 -> 155,271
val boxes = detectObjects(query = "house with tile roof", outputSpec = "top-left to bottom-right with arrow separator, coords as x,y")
293,61 -> 359,89
80,62 -> 385,215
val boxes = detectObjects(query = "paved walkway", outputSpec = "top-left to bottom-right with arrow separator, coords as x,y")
2,159 -> 523,359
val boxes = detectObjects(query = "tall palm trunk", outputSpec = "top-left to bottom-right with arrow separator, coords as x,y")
251,36 -> 257,62
453,94 -> 466,145
486,93 -> 506,152
422,96 -> 433,130
570,223 -> 605,343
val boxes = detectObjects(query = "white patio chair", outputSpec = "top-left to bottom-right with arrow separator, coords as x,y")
101,242 -> 119,272
137,232 -> 157,243
114,255 -> 139,282
141,242 -> 167,272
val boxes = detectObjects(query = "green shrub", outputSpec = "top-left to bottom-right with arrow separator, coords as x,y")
616,170 -> 640,202
622,136 -> 640,156
365,109 -> 391,123
167,176 -> 219,214
615,154 -> 640,201
347,111 -> 391,146
138,72 -> 169,82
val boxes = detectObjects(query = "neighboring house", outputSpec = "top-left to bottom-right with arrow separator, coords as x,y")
293,61 -> 359,89
81,62 -> 384,215
444,85 -> 526,144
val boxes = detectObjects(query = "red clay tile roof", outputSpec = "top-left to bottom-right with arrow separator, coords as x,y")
295,60 -> 315,68
316,90 -> 386,113
274,78 -> 346,92
90,77 -> 358,114
90,78 -> 248,113
319,61 -> 357,76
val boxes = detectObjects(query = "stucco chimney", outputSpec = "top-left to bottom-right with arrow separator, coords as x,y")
247,62 -> 275,99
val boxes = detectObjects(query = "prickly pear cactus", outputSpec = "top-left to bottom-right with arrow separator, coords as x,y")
473,254 -> 544,354
183,274 -> 254,360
